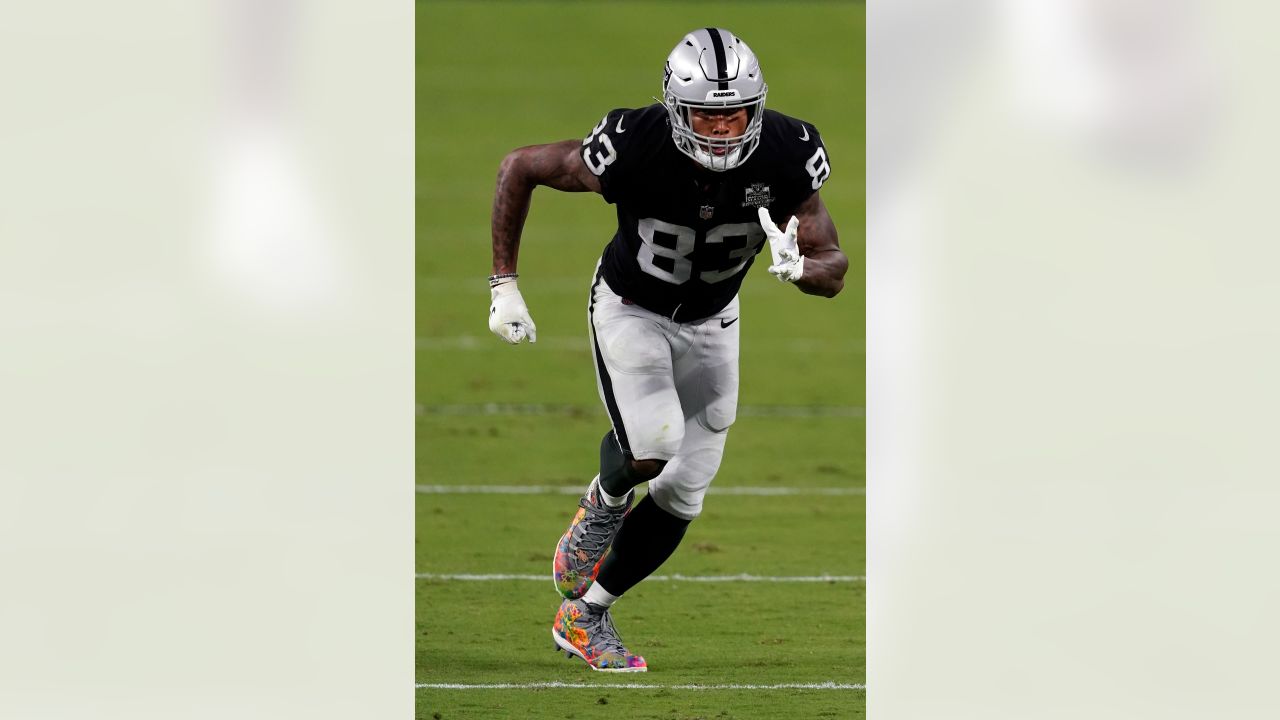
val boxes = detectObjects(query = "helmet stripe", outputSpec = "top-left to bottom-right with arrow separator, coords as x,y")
704,27 -> 729,90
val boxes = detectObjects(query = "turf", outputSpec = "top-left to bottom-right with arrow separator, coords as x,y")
417,415 -> 863,490
416,581 -> 865,719
418,2 -> 864,717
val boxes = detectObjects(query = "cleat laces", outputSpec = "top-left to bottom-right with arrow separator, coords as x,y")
580,603 -> 628,658
574,494 -> 625,555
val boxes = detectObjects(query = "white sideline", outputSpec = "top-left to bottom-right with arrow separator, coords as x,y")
416,484 -> 863,496
416,572 -> 864,583
416,681 -> 864,690
416,402 -> 864,418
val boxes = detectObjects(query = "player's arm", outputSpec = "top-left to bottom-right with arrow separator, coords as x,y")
758,192 -> 847,298
487,140 -> 601,345
790,191 -> 846,298
491,140 -> 601,275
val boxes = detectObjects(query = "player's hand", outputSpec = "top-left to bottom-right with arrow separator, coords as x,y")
488,279 -> 537,344
758,207 -> 805,283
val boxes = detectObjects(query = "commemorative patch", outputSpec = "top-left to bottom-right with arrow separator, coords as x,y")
742,183 -> 773,208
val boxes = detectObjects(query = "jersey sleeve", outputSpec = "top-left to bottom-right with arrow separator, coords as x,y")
776,117 -> 833,213
580,107 -> 636,204
799,122 -> 832,193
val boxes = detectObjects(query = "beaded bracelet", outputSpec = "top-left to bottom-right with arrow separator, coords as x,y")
488,272 -> 518,288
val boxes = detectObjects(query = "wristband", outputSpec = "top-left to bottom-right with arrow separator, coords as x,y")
488,272 -> 518,288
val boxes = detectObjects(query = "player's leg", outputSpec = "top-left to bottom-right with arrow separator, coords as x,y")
553,274 -> 688,672
587,276 -> 685,475
585,298 -> 738,604
589,414 -> 729,598
598,428 -> 665,501
554,273 -> 683,600
552,424 -> 718,673
648,295 -> 739,521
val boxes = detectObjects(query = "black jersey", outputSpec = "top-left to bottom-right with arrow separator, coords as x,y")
580,104 -> 832,322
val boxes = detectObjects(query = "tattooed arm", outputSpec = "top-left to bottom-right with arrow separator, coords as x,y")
491,140 -> 602,275
791,191 -> 847,298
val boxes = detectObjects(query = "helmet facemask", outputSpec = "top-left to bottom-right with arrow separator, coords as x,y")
661,28 -> 768,172
664,90 -> 767,172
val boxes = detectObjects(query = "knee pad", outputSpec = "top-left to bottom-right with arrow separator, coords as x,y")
646,424 -> 727,520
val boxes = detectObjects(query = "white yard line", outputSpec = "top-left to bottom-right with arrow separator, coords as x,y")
416,484 -> 862,496
415,572 -> 864,583
417,335 -> 864,353
416,681 -> 865,690
416,402 -> 863,418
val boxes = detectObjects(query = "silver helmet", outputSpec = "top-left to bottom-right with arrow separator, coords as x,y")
662,28 -> 767,172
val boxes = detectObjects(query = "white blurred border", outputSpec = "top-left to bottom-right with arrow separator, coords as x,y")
870,0 -> 1280,717
0,2 -> 412,717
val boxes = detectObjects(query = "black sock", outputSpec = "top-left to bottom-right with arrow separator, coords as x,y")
595,494 -> 690,595
598,430 -> 642,498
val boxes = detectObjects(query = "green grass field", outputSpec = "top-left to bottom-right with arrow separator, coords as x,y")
418,2 -> 864,718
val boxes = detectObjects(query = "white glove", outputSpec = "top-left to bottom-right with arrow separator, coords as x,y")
488,279 -> 537,344
758,207 -> 805,283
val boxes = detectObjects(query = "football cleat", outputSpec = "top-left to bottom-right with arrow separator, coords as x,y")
553,476 -> 633,599
552,598 -> 647,672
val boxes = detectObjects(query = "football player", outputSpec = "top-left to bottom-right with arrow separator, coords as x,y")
487,28 -> 847,672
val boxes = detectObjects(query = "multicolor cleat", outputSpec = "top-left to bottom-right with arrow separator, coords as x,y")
552,598 -> 647,672
553,476 -> 633,599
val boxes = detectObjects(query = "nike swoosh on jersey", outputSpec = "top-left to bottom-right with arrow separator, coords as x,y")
720,317 -> 738,329
799,126 -> 810,141
615,117 -> 627,133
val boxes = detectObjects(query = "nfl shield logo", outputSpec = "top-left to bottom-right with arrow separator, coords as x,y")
699,205 -> 714,220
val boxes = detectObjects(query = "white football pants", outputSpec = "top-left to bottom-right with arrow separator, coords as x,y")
587,269 -> 739,519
